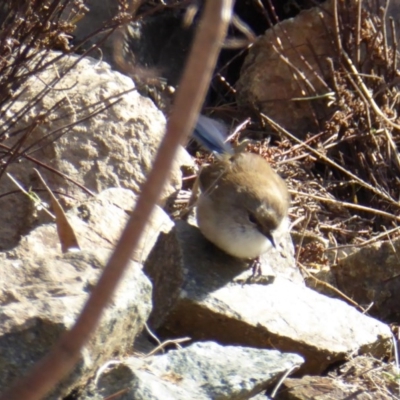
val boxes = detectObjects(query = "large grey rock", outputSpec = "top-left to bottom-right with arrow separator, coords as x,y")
144,222 -> 391,375
0,51 -> 187,250
86,342 -> 303,400
0,188 -> 177,398
0,249 -> 152,399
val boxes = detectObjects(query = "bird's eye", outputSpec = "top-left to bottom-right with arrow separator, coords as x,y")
248,212 -> 257,224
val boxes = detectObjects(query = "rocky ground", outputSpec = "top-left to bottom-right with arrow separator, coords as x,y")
0,0 -> 400,399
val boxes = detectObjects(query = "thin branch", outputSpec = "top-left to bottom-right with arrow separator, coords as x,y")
390,17 -> 398,74
291,189 -> 400,223
0,143 -> 95,196
355,0 -> 362,68
144,337 -> 192,358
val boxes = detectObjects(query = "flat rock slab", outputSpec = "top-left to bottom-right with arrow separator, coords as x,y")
89,342 -> 303,400
145,222 -> 392,375
144,220 -> 302,328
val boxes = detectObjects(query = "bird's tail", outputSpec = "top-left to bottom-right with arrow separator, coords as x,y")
192,115 -> 233,155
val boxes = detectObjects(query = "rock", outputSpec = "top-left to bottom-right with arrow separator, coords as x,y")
83,342 -> 303,400
144,221 -> 392,375
12,188 -> 174,264
236,0 -> 400,137
236,1 -> 335,136
0,188 -> 177,398
1,51 -> 187,250
144,219 -> 302,328
280,376 -> 376,400
0,249 -> 152,399
334,237 -> 400,321
250,394 -> 271,400
70,188 -> 175,263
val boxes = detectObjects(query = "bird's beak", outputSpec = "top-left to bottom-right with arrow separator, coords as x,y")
266,232 -> 276,248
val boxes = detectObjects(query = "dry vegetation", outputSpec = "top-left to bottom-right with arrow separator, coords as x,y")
280,0 -> 400,268
0,0 -> 134,185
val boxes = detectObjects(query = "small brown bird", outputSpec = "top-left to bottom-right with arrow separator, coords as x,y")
196,151 -> 290,260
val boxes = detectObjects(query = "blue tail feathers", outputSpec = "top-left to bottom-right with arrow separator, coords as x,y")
193,115 -> 233,155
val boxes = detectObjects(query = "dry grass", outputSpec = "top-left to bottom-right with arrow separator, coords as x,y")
329,354 -> 400,399
268,0 -> 400,261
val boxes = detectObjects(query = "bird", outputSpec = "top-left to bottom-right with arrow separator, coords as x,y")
191,115 -> 290,264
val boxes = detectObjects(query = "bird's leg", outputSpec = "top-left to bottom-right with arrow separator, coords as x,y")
237,257 -> 274,286
249,257 -> 262,276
